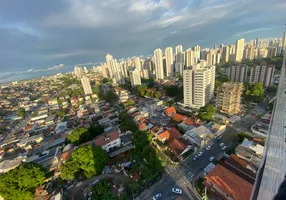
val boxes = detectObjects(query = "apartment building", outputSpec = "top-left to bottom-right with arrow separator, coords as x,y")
216,82 -> 243,115
226,65 -> 248,82
129,70 -> 141,87
183,65 -> 215,108
249,65 -> 275,87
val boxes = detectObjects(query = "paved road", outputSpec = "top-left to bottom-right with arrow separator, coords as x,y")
140,127 -> 238,200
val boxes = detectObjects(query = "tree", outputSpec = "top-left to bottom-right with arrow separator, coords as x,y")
88,124 -> 104,138
57,110 -> 66,117
92,179 -> 115,200
104,91 -> 118,104
17,107 -> 26,117
198,104 -> 215,121
124,99 -> 135,106
0,163 -> 45,200
243,82 -> 264,103
154,91 -> 161,99
60,160 -> 80,180
67,127 -> 89,145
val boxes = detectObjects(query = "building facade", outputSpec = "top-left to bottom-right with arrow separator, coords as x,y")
226,65 -> 248,82
165,47 -> 174,77
235,38 -> 245,62
249,65 -> 275,87
130,70 -> 141,87
154,48 -> 164,80
81,76 -> 92,95
216,82 -> 243,115
183,65 -> 215,108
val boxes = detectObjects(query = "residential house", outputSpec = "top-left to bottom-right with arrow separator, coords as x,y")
93,130 -> 121,152
203,164 -> 253,200
45,114 -> 57,126
164,106 -> 176,117
183,125 -> 213,148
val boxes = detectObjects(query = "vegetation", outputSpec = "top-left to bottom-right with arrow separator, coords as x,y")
243,82 -> 264,103
60,146 -> 109,180
135,85 -> 161,99
141,78 -> 155,88
67,125 -> 104,145
57,110 -> 66,117
215,73 -> 230,89
195,178 -> 205,197
164,85 -> 183,101
31,112 -> 38,117
119,111 -> 138,132
101,78 -> 112,84
91,179 -> 115,200
198,104 -> 215,121
0,163 -> 46,200
17,107 -> 26,117
266,85 -> 278,94
124,99 -> 135,106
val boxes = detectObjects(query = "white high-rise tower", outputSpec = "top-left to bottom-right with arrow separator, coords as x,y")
154,48 -> 164,80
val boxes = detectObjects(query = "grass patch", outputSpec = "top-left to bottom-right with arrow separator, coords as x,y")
195,178 -> 205,197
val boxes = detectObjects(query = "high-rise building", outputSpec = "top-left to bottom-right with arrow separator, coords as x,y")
226,65 -> 248,83
74,66 -> 83,78
268,46 -> 278,57
134,57 -> 142,72
165,47 -> 174,77
216,82 -> 243,115
84,66 -> 88,73
193,45 -> 201,62
250,65 -> 275,87
119,61 -> 128,77
229,45 -> 236,61
175,45 -> 183,54
183,65 -> 215,108
81,76 -> 92,95
154,48 -> 164,80
235,38 -> 245,62
130,70 -> 141,87
221,46 -> 230,63
245,46 -> 255,60
185,48 -> 195,67
282,31 -> 286,53
258,48 -> 268,59
106,54 -> 125,84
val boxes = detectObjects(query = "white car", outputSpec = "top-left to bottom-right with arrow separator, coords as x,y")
153,193 -> 162,200
222,145 -> 227,151
197,151 -> 203,157
206,145 -> 211,150
172,188 -> 182,194
209,156 -> 215,162
219,142 -> 225,147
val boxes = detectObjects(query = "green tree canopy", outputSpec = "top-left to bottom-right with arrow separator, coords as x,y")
0,163 -> 46,200
104,91 -> 119,104
164,85 -> 183,100
17,107 -> 26,117
57,110 -> 66,117
92,179 -> 115,200
60,146 -> 109,180
67,127 -> 89,145
88,124 -> 104,138
198,104 -> 215,121
243,82 -> 264,103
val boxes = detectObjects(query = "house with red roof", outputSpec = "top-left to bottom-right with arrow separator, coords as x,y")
93,130 -> 121,152
172,113 -> 186,122
164,106 -> 176,117
203,164 -> 253,200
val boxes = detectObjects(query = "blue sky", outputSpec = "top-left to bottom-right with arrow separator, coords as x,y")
0,0 -> 285,82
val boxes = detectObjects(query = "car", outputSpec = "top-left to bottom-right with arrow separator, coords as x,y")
219,142 -> 225,147
216,135 -> 222,142
172,188 -> 182,194
91,180 -> 99,186
193,155 -> 198,161
209,156 -> 215,162
197,151 -> 203,157
206,145 -> 211,150
222,145 -> 227,151
153,193 -> 162,200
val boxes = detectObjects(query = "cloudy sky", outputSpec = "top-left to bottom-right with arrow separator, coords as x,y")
0,0 -> 285,81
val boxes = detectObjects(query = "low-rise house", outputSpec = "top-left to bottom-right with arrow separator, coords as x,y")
60,144 -> 74,162
183,125 -> 213,148
172,113 -> 186,122
93,129 -> 121,152
206,122 -> 226,136
0,157 -> 23,174
164,106 -> 176,117
45,114 -> 57,126
203,164 -> 253,200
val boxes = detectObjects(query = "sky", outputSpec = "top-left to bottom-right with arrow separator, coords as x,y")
0,0 -> 285,82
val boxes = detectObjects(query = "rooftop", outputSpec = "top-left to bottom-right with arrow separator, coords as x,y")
93,130 -> 120,146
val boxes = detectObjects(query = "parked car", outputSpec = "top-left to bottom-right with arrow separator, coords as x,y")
197,151 -> 203,157
172,188 -> 182,194
219,142 -> 225,147
222,145 -> 227,151
153,193 -> 162,200
209,156 -> 215,162
216,135 -> 222,142
193,155 -> 198,161
91,180 -> 99,186
206,145 -> 211,150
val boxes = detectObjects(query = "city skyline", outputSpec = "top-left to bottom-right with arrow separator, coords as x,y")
0,1 -> 285,75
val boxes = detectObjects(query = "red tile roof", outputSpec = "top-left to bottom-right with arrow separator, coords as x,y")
172,113 -> 186,122
138,123 -> 147,131
229,154 -> 248,168
168,138 -> 188,157
158,130 -> 170,141
203,164 -> 253,200
168,127 -> 182,140
93,130 -> 120,146
165,106 -> 176,116
60,148 -> 74,161
184,117 -> 198,127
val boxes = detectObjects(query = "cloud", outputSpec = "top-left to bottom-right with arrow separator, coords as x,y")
0,0 -> 285,75
47,64 -> 64,70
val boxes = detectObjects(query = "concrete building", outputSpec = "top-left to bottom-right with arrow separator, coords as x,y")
185,48 -> 195,67
93,129 -> 121,152
130,70 -> 141,87
193,45 -> 201,62
235,38 -> 245,62
165,47 -> 174,77
134,57 -> 142,72
245,46 -> 255,60
183,65 -> 215,108
74,66 -> 83,78
183,125 -> 214,148
175,45 -> 184,75
175,45 -> 183,54
282,31 -> 286,52
268,46 -> 278,57
81,76 -> 92,95
106,54 -> 125,84
154,48 -> 164,80
216,82 -> 243,115
250,65 -> 275,87
221,46 -> 229,62
226,65 -> 248,82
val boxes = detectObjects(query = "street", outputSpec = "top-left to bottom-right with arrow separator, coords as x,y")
139,127 -> 238,200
